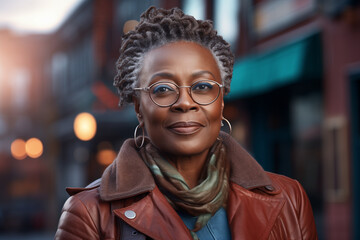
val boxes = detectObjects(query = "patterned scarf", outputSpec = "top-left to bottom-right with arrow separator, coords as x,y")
140,139 -> 229,238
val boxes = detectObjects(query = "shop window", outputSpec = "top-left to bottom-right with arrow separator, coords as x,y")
182,0 -> 206,20
291,93 -> 323,208
11,69 -> 30,111
51,52 -> 68,96
253,0 -> 317,37
68,36 -> 94,92
214,0 -> 240,46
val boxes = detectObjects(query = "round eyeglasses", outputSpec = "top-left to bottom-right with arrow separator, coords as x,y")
134,80 -> 223,107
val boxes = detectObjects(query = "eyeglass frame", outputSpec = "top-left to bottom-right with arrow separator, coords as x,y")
134,80 -> 224,107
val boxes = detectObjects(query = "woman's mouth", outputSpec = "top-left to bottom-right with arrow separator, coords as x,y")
167,121 -> 204,135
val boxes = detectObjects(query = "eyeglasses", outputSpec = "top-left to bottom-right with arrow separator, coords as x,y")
134,80 -> 223,107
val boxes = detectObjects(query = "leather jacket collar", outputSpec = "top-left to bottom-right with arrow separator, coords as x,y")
99,132 -> 274,202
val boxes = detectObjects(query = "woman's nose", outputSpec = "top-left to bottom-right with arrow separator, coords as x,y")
170,88 -> 199,112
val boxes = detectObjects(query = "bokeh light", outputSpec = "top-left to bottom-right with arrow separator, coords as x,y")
96,141 -> 116,166
123,20 -> 139,34
11,139 -> 27,160
25,138 -> 43,158
73,112 -> 97,141
97,149 -> 116,166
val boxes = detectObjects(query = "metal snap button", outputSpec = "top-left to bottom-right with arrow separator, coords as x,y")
125,210 -> 136,219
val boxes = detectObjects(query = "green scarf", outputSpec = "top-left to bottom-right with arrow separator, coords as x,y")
140,139 -> 229,238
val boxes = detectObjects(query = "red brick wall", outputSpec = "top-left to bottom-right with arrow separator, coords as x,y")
160,0 -> 181,9
322,8 -> 360,117
93,0 -> 115,70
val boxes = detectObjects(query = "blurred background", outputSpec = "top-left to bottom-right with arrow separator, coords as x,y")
0,0 -> 359,239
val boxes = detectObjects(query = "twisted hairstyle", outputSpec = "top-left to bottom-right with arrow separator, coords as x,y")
114,6 -> 234,106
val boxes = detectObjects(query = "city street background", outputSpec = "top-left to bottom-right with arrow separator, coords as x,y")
0,0 -> 359,239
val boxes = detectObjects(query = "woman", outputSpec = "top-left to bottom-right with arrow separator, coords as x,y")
55,6 -> 318,240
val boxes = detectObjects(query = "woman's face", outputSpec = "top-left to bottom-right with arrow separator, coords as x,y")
135,41 -> 224,157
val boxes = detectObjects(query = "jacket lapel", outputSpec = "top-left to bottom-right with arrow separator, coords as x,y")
227,183 -> 285,240
113,186 -> 193,240
100,139 -> 156,201
100,132 -> 275,201
219,132 -> 273,189
99,133 -> 283,239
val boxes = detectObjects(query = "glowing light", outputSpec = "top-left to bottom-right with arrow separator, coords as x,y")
73,112 -> 97,141
96,141 -> 116,166
25,138 -> 43,158
11,139 -> 27,160
97,149 -> 116,166
123,20 -> 139,34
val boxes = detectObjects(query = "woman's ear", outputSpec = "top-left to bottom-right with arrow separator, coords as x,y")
133,96 -> 140,114
221,99 -> 224,116
133,96 -> 143,124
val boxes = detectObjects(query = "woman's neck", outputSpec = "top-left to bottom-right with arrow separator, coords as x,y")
166,150 -> 209,189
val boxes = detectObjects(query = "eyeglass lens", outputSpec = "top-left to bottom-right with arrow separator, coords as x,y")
149,80 -> 220,106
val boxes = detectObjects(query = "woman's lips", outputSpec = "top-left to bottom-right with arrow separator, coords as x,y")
167,121 -> 204,135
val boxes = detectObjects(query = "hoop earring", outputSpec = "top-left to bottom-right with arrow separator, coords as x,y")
221,117 -> 232,135
134,124 -> 145,148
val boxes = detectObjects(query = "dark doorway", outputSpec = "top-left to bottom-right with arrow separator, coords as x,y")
349,69 -> 360,240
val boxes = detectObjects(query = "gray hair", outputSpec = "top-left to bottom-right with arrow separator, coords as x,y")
113,6 -> 234,106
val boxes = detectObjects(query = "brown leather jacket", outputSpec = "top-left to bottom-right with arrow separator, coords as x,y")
55,133 -> 318,239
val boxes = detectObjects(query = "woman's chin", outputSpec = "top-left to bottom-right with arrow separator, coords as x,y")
155,136 -> 216,157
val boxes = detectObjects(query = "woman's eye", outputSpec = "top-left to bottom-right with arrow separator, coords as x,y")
192,82 -> 213,91
152,84 -> 175,94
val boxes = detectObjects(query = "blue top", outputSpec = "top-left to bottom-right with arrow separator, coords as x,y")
178,207 -> 231,240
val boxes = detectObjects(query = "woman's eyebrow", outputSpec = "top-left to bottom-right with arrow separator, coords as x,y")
150,72 -> 175,81
192,70 -> 216,79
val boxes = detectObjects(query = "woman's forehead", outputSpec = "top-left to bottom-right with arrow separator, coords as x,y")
139,41 -> 221,83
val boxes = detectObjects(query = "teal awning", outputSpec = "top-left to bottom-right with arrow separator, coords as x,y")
226,33 -> 322,100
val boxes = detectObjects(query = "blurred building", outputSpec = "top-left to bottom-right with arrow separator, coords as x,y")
0,30 -> 55,232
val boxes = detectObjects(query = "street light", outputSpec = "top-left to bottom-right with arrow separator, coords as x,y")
73,112 -> 97,141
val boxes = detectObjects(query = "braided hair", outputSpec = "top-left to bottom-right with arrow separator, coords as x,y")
114,6 -> 234,106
